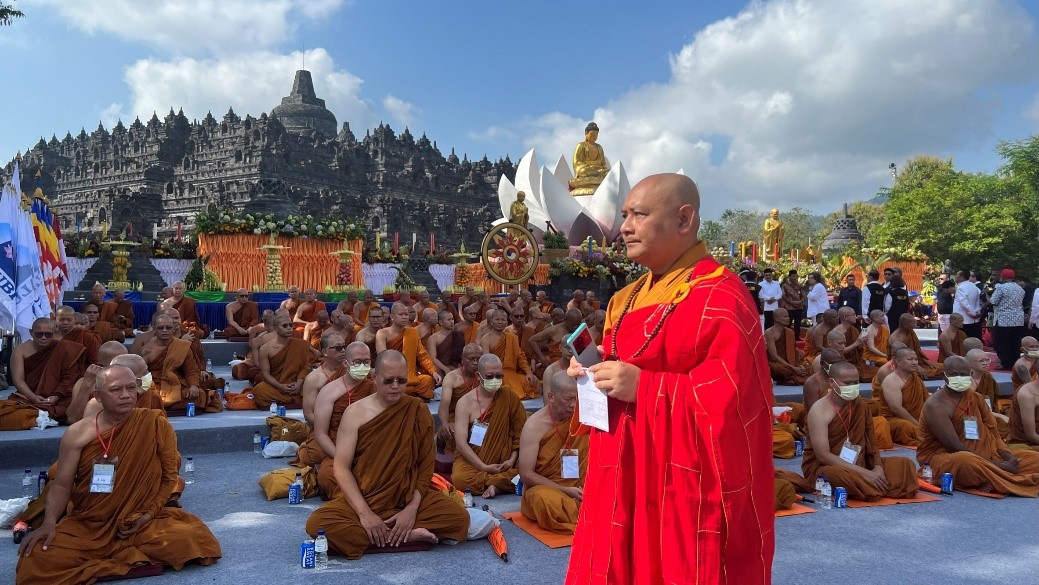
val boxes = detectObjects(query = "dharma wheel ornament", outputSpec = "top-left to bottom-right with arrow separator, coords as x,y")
480,222 -> 539,286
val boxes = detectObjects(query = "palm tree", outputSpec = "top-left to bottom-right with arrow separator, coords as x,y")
0,2 -> 24,26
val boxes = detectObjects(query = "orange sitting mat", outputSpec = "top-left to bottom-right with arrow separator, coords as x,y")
844,492 -> 942,508
502,511 -> 574,548
958,488 -> 1007,499
775,503 -> 817,518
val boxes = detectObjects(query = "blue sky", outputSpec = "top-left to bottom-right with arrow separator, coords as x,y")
2,0 -> 1037,219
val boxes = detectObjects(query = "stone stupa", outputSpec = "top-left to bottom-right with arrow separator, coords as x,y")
822,203 -> 866,252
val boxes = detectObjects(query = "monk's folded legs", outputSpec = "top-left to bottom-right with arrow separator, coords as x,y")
886,418 -> 919,446
521,485 -> 580,534
872,416 -> 894,450
451,459 -> 517,494
772,428 -> 795,459
406,375 -> 435,400
813,456 -> 916,501
930,450 -> 1039,497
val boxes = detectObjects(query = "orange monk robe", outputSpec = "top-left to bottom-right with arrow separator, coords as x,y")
901,329 -> 943,379
14,409 -> 221,585
539,301 -> 556,314
918,390 -> 1039,497
100,298 -> 136,335
251,338 -> 313,409
220,300 -> 259,339
0,339 -> 84,427
62,329 -> 100,367
146,338 -> 222,414
802,332 -> 820,366
937,329 -> 966,363
305,396 -> 470,558
295,300 -> 327,336
566,243 -> 775,585
336,300 -> 356,317
435,330 -> 464,371
769,327 -> 807,385
460,321 -> 479,345
491,332 -> 539,399
842,326 -> 878,382
90,321 -> 124,343
419,324 -> 439,347
441,376 -> 482,455
544,340 -> 561,365
773,469 -> 813,510
1008,386 -> 1039,447
418,300 -> 438,314
355,301 -> 380,326
1011,362 -> 1038,391
386,327 -> 437,400
801,397 -> 917,500
863,325 -> 890,365
308,323 -> 333,351
975,370 -> 1010,416
772,426 -> 796,459
452,388 -> 527,493
315,379 -> 377,498
173,296 -> 208,336
521,422 -> 590,534
878,372 -> 928,446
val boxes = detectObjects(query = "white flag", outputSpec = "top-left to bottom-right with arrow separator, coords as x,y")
7,162 -> 49,341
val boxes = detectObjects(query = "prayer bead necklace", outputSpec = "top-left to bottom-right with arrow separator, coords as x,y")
610,269 -> 694,360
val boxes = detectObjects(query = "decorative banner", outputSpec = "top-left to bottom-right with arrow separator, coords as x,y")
197,235 -> 363,291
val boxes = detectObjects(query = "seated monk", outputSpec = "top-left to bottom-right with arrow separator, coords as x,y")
802,361 -> 918,501
871,341 -> 909,401
918,356 -> 1039,497
232,310 -> 276,383
280,285 -> 301,315
312,342 -> 376,498
587,310 -> 606,347
542,345 -> 574,395
355,306 -> 385,358
299,333 -> 349,426
428,310 -> 464,376
527,306 -> 551,336
879,348 -> 929,446
335,290 -> 359,320
329,310 -> 357,345
518,372 -> 588,534
1009,375 -> 1039,449
416,308 -> 439,347
352,289 -> 380,328
138,314 -> 222,414
452,354 -> 528,498
549,307 -> 566,325
803,349 -> 843,415
82,303 -> 124,343
67,341 -> 129,424
437,344 -> 485,457
535,290 -> 555,314
99,289 -> 136,337
765,308 -> 808,385
294,288 -> 327,337
304,351 -> 470,558
171,281 -> 208,338
835,307 -> 876,382
304,310 -> 333,351
863,310 -> 890,366
220,289 -> 260,339
376,303 -> 441,400
55,306 -> 99,368
1012,336 -> 1039,391
528,309 -> 583,368
966,349 -> 1010,439
415,289 -> 438,314
407,303 -> 419,328
480,309 -> 539,399
804,309 -> 839,367
565,290 -> 587,315
455,303 -> 482,345
0,318 -> 84,429
937,313 -> 967,363
252,314 -> 314,409
585,291 -> 601,313
890,313 -> 943,379
15,365 -> 221,584
83,282 -> 107,315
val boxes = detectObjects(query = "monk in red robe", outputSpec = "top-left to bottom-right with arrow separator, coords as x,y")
428,310 -> 464,376
82,303 -> 124,343
138,314 -> 222,414
566,175 -> 774,585
0,318 -> 84,428
251,314 -> 314,409
480,309 -> 539,398
16,365 -> 221,584
171,281 -> 208,337
765,308 -> 808,385
436,344 -> 484,459
220,288 -> 260,339
879,348 -> 929,446
55,305 -> 99,367
376,303 -> 441,400
294,287 -> 327,336
99,289 -> 136,337
890,313 -> 943,379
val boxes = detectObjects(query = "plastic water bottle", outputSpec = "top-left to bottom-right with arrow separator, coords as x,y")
314,529 -> 329,570
814,475 -> 825,497
269,402 -> 278,415
921,462 -> 933,483
253,431 -> 261,453
21,470 -> 32,498
184,457 -> 195,484
821,479 -> 832,509
206,358 -> 213,371
463,488 -> 473,508
289,472 -> 303,504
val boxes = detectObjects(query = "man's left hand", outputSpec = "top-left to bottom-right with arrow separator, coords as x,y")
385,506 -> 418,546
588,360 -> 641,403
116,512 -> 153,539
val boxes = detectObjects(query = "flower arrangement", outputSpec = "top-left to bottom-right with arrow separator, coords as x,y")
149,238 -> 197,259
363,246 -> 404,264
64,233 -> 101,258
549,247 -> 646,285
193,206 -> 366,240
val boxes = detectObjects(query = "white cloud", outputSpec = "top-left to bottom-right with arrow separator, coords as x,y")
382,95 -> 420,128
99,102 -> 125,129
35,0 -> 345,55
115,48 -> 373,131
504,0 -> 1037,219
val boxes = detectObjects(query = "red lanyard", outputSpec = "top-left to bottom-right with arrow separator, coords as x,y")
553,421 -> 572,450
828,394 -> 851,440
954,392 -> 974,420
474,391 -> 493,423
94,414 -> 118,459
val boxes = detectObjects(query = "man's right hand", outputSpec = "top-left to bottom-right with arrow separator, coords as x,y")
360,511 -> 390,547
995,458 -> 1019,474
860,466 -> 889,491
32,394 -> 55,408
436,424 -> 454,442
19,521 -> 56,557
561,486 -> 584,502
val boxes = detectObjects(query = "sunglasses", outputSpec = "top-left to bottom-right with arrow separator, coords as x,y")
480,373 -> 504,380
381,377 -> 408,386
33,331 -> 55,338
326,345 -> 347,352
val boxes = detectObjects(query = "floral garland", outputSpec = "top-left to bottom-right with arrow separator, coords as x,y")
548,248 -> 646,284
193,207 -> 366,241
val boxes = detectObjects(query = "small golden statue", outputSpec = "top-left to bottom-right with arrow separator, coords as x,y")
763,208 -> 784,261
509,191 -> 530,229
569,122 -> 609,196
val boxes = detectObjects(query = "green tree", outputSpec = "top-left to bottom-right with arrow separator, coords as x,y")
0,1 -> 24,26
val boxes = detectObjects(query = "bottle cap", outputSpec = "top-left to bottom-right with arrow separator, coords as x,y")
318,529 -> 325,535
187,457 -> 193,461
25,469 -> 30,473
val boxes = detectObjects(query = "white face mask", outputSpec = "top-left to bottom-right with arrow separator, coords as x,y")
947,375 -> 972,392
349,364 -> 371,381
139,372 -> 153,394
833,382 -> 860,401
482,378 -> 503,393
1027,350 -> 1039,359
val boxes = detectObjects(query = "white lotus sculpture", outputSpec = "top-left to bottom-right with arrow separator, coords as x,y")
495,150 -> 630,246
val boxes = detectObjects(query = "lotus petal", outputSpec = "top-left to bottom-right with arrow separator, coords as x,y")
568,211 -> 607,246
540,164 -> 585,239
513,150 -> 546,211
549,155 -> 573,185
496,175 -> 519,221
576,161 -> 629,241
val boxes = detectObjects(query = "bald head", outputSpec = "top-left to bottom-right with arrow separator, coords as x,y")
898,313 -> 915,330
944,356 -> 970,376
828,361 -> 859,381
622,173 -> 701,273
98,341 -> 128,366
837,306 -> 855,320
819,348 -> 842,371
111,353 -> 148,377
825,329 -> 846,349
962,337 -> 983,353
869,309 -> 885,324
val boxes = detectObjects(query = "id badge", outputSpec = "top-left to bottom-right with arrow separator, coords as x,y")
90,463 -> 116,493
964,417 -> 979,440
469,422 -> 489,447
561,449 -> 580,479
839,440 -> 861,465
984,397 -> 992,411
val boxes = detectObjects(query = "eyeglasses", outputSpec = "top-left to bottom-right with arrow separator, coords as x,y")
349,359 -> 372,366
326,345 -> 347,352
381,377 -> 408,386
155,325 -> 176,331
33,331 -> 54,338
480,373 -> 504,380
238,294 -> 249,298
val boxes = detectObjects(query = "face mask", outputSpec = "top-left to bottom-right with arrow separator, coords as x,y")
1027,350 -> 1039,359
833,383 -> 859,401
482,378 -> 503,393
139,372 -> 153,394
349,364 -> 371,381
947,376 -> 972,392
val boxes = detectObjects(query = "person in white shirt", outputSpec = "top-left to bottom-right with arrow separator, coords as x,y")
805,271 -> 830,324
758,268 -> 782,330
954,269 -> 983,339
1030,287 -> 1039,339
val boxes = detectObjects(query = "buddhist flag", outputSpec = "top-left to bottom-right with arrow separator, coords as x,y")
2,161 -> 49,340
30,197 -> 65,308
53,213 -> 70,300
0,182 -> 17,333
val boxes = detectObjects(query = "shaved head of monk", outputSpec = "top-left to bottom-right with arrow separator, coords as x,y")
98,340 -> 128,366
551,308 -> 565,324
962,337 -> 983,353
321,333 -> 347,365
620,173 -> 700,275
367,307 -> 385,329
564,309 -> 583,332
345,341 -> 372,369
547,371 -> 578,423
893,347 -> 918,370
898,313 -> 916,331
822,309 -> 839,326
819,348 -> 842,374
461,343 -> 483,374
422,308 -> 438,326
1021,336 -> 1039,354
949,313 -> 964,328
837,307 -> 856,323
489,309 -> 508,331
869,309 -> 885,325
944,356 -> 970,378
374,350 -> 408,404
111,354 -> 149,392
274,314 -> 294,337
153,315 -> 177,341
773,308 -> 791,326
828,361 -> 859,388
55,306 -> 76,334
30,317 -> 57,349
825,329 -> 846,351
888,341 -> 908,359
966,349 -> 991,373
93,365 -> 138,418
438,310 -> 456,329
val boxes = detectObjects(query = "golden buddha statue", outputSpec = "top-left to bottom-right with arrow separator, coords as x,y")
509,191 -> 530,229
763,208 -> 784,261
569,122 -> 609,196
